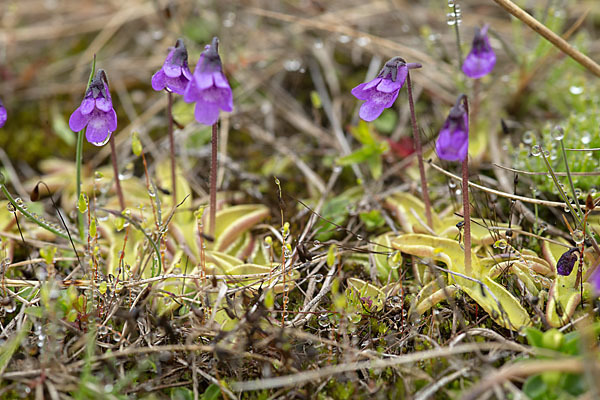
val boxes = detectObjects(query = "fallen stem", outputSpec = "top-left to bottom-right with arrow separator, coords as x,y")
491,0 -> 600,77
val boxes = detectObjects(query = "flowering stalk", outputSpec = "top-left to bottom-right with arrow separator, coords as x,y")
152,38 -> 192,207
209,123 -> 218,237
405,69 -> 433,230
435,94 -> 471,274
461,96 -> 471,275
75,57 -> 96,239
168,92 -> 176,206
183,36 -> 233,235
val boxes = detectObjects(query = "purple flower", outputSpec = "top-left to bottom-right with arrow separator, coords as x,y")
151,38 -> 192,95
556,247 -> 579,276
351,57 -> 409,122
69,70 -> 117,146
589,265 -> 600,294
0,99 -> 6,128
436,95 -> 469,161
183,37 -> 233,126
462,24 -> 496,79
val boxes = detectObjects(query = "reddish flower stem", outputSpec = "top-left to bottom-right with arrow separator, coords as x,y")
209,122 -> 218,237
406,72 -> 433,230
167,91 -> 177,207
109,134 -> 125,211
462,96 -> 471,275
462,156 -> 471,275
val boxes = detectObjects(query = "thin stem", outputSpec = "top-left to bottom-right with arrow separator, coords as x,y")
462,95 -> 471,276
75,56 -> 96,240
491,0 -> 600,77
405,72 -> 433,230
559,139 -> 584,219
452,2 -> 463,67
209,123 -> 218,237
75,130 -> 85,239
462,156 -> 471,276
167,92 -> 177,206
109,135 -> 125,211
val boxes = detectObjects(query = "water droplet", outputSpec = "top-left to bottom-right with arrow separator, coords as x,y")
581,132 -> 591,145
522,131 -> 534,144
313,274 -> 323,283
355,36 -> 370,47
446,12 -> 456,25
313,240 -> 321,246
569,86 -> 583,95
94,171 -> 104,182
283,59 -> 302,71
572,229 -> 585,244
448,181 -> 457,189
539,222 -> 548,232
552,126 -> 565,141
147,186 -> 156,198
6,202 -> 15,213
531,144 -> 541,156
591,187 -> 597,196
333,165 -> 343,173
574,188 -> 582,198
317,314 -> 330,327
564,205 -> 571,213
388,296 -> 402,308
338,35 -> 351,44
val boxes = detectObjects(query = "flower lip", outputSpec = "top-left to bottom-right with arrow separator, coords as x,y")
377,57 -> 422,82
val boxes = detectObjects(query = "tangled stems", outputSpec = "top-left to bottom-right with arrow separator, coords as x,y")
405,70 -> 433,230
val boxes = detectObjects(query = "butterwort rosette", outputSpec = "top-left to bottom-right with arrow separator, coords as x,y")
436,95 -> 469,161
183,36 -> 233,125
69,69 -> 117,146
462,24 -> 496,79
151,38 -> 192,95
0,99 -> 6,128
351,57 -> 420,122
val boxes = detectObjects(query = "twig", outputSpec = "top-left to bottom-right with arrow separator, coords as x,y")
491,0 -> 600,77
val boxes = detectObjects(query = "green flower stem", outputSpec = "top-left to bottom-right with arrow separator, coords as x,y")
75,129 -> 85,239
75,57 -> 97,240
168,92 -> 177,207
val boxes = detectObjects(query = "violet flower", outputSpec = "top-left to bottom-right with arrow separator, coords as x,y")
151,38 -> 192,95
183,37 -> 233,126
589,266 -> 600,294
69,70 -> 117,146
436,95 -> 469,161
462,24 -> 496,79
556,247 -> 579,276
351,57 -> 411,122
0,99 -> 6,128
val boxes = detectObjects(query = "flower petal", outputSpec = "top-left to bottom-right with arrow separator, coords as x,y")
164,63 -> 182,78
96,96 -> 113,112
80,98 -> 95,115
0,106 -> 7,128
184,75 -> 208,103
213,72 -> 230,89
69,107 -> 92,132
462,51 -> 496,79
351,82 -> 374,101
363,77 -> 382,91
166,76 -> 191,96
151,70 -> 167,92
107,109 -> 117,132
85,113 -> 111,146
358,101 -> 386,122
194,101 -> 220,125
